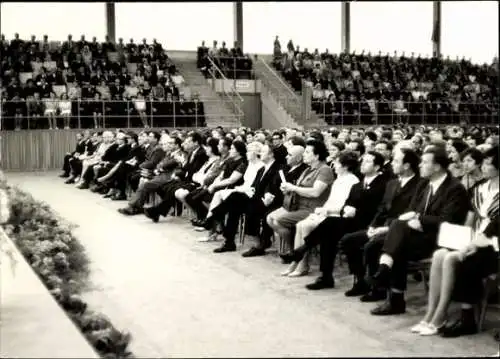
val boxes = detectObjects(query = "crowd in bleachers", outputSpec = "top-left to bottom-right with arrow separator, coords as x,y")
0,33 -> 206,130
197,40 -> 254,80
272,37 -> 499,126
58,123 -> 499,343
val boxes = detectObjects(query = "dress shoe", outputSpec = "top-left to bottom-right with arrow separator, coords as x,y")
345,280 -> 370,297
241,247 -> 266,257
370,293 -> 406,315
305,277 -> 335,290
281,262 -> 298,276
288,267 -> 309,277
59,172 -> 70,178
411,321 -> 430,334
103,190 -> 116,198
117,206 -> 141,216
360,289 -> 387,302
419,322 -> 446,336
144,207 -> 160,223
440,310 -> 477,338
279,251 -> 302,264
191,218 -> 203,227
76,182 -> 89,190
213,242 -> 236,253
65,177 -> 76,184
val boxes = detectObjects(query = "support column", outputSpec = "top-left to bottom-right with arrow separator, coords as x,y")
234,1 -> 243,52
432,1 -> 441,57
106,2 -> 116,43
341,2 -> 350,53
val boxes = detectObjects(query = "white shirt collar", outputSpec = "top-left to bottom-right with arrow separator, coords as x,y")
399,174 -> 415,188
429,172 -> 448,194
364,173 -> 379,186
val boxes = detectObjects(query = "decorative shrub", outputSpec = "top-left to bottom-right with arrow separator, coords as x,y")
1,179 -> 134,359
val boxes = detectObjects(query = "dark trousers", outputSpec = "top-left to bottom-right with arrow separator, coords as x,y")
127,170 -> 142,193
70,158 -> 83,177
339,230 -> 386,281
62,154 -> 73,175
112,163 -> 135,194
382,219 -> 437,291
185,188 -> 212,220
129,173 -> 171,209
211,192 -> 248,244
82,164 -> 97,183
156,180 -> 196,216
300,217 -> 355,279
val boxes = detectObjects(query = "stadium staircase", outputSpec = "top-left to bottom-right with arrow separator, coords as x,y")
168,56 -> 243,128
254,56 -> 324,128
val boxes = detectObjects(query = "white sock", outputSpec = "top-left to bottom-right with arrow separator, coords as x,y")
379,253 -> 394,268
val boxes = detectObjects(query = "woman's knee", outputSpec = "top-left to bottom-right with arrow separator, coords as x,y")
442,251 -> 462,269
175,188 -> 188,201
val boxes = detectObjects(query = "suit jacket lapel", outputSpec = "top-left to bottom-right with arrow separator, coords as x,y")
428,175 -> 450,210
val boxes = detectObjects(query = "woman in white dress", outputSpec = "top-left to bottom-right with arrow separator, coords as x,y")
43,91 -> 58,129
58,93 -> 72,129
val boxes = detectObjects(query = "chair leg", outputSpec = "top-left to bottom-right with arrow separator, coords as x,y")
478,277 -> 494,332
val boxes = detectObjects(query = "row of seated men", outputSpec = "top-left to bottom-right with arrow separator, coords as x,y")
58,125 -> 499,341
197,40 -> 254,80
1,96 -> 206,130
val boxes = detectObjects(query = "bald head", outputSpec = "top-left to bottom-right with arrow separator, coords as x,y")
287,145 -> 305,167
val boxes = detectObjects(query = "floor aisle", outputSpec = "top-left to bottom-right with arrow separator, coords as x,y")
7,172 -> 498,357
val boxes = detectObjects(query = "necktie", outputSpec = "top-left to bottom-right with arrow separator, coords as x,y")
423,185 -> 433,214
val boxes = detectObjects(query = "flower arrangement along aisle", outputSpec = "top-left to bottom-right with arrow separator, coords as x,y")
0,174 -> 134,359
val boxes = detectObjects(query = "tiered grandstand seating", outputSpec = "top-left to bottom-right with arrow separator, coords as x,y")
271,40 -> 499,126
0,34 -> 206,130
197,40 -> 254,80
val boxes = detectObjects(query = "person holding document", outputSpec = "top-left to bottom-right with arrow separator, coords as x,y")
411,146 -> 498,337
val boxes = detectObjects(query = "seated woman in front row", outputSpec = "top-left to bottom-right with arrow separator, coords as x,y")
412,146 -> 498,337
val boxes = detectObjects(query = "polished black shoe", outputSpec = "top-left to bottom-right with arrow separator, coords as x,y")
118,206 -> 141,216
90,184 -> 103,193
345,280 -> 370,297
305,277 -> 335,290
191,218 -> 204,227
241,247 -> 266,257
59,172 -> 70,178
440,311 -> 478,338
64,177 -> 76,184
213,242 -> 236,253
370,264 -> 391,288
370,293 -> 406,315
201,216 -> 215,230
76,182 -> 89,190
144,207 -> 160,223
360,289 -> 387,302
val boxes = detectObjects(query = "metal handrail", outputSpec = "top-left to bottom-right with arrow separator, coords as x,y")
257,57 -> 300,100
206,56 -> 244,103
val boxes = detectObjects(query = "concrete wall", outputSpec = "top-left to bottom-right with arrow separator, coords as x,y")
240,94 -> 262,129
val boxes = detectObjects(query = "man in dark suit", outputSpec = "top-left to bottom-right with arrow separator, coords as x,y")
65,130 -> 95,184
375,139 -> 396,180
118,135 -> 183,215
280,151 -> 387,290
270,131 -> 288,165
126,131 -> 165,194
60,131 -> 86,178
143,132 -> 208,221
370,146 -> 471,315
340,148 -> 422,302
209,144 -> 283,255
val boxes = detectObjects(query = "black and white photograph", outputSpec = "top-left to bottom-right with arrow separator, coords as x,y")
0,1 -> 499,357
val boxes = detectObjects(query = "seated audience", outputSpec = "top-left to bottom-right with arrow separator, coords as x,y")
267,140 -> 334,254
370,146 -> 471,316
411,146 -> 498,337
280,151 -> 386,289
339,148 -> 421,301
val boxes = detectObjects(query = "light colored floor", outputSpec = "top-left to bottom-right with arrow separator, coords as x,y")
0,228 -> 99,358
6,171 -> 499,357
